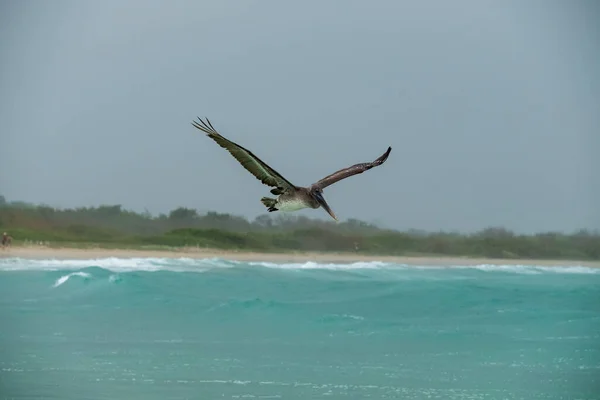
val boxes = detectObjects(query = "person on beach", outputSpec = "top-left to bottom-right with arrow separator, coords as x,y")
1,232 -> 12,249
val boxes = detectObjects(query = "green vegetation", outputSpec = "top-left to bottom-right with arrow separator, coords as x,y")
0,195 -> 598,260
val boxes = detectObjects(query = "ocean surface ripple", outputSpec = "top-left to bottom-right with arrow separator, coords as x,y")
1,257 -> 599,399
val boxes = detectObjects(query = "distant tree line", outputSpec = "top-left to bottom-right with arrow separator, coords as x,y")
0,195 -> 598,260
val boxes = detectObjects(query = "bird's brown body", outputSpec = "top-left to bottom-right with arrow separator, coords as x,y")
267,187 -> 319,212
191,117 -> 392,221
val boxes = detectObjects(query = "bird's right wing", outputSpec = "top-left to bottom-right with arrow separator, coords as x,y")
192,117 -> 297,191
313,146 -> 392,189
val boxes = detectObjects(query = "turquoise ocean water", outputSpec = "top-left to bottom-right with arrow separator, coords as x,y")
0,257 -> 599,399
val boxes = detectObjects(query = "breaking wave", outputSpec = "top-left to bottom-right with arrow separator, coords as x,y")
0,256 -> 597,275
52,271 -> 92,287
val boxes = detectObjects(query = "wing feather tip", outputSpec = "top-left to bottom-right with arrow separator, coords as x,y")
377,146 -> 392,164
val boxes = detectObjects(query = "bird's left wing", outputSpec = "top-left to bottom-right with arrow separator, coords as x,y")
313,146 -> 392,190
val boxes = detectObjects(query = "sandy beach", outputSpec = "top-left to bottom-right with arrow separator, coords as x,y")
1,245 -> 598,267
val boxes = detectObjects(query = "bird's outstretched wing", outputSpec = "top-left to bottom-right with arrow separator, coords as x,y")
313,146 -> 392,189
192,117 -> 297,192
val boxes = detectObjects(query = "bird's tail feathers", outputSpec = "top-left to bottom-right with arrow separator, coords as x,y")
261,197 -> 278,212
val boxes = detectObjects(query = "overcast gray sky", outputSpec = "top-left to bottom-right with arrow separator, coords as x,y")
0,0 -> 598,233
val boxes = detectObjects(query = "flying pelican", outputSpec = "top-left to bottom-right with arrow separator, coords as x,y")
191,117 -> 392,221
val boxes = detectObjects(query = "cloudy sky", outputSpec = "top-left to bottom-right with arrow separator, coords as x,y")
1,0 -> 598,233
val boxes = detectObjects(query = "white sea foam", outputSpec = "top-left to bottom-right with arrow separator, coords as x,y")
0,257 -> 597,275
0,257 -> 235,273
53,271 -> 91,287
456,264 -> 599,275
246,260 -> 390,270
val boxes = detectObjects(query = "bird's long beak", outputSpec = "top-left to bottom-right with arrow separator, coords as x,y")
315,192 -> 338,221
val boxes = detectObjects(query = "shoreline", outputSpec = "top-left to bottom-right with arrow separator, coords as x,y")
1,245 -> 599,267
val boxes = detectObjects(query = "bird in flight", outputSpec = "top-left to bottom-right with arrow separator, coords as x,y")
191,117 -> 392,221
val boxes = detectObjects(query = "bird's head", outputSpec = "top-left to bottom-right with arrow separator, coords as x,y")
311,187 -> 337,221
